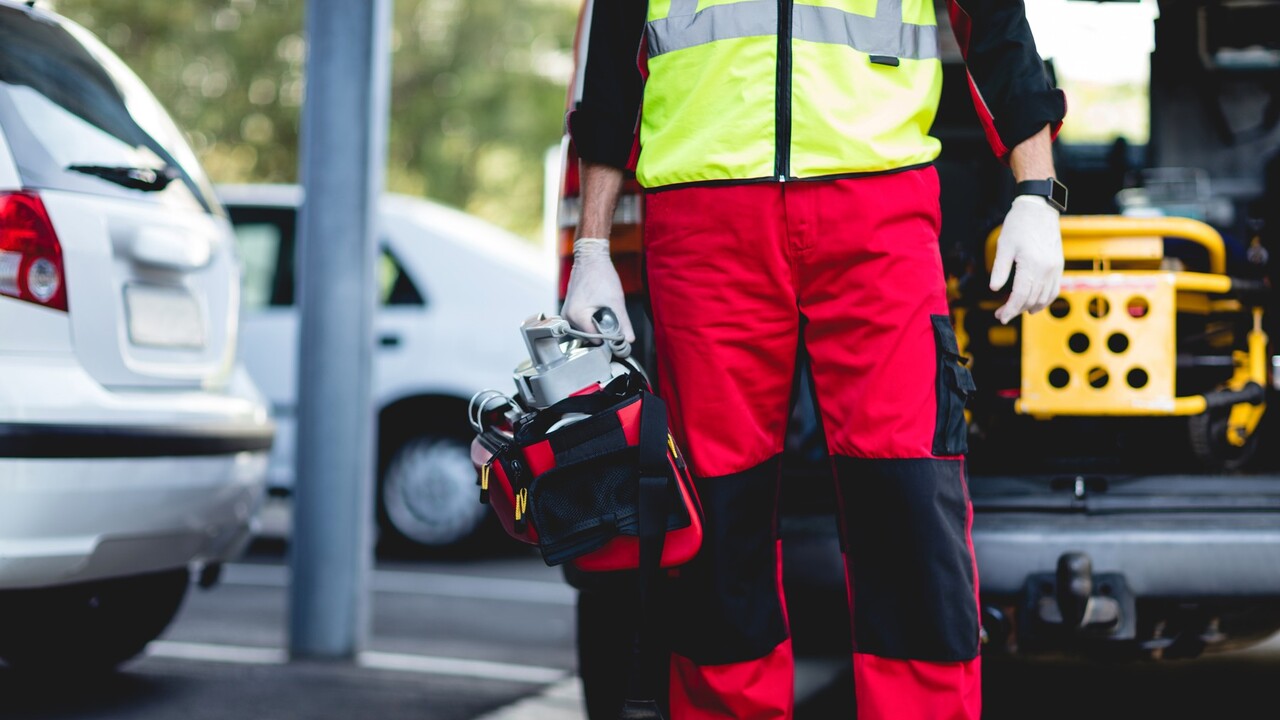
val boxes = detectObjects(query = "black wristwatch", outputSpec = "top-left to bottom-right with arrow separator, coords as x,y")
1015,178 -> 1069,213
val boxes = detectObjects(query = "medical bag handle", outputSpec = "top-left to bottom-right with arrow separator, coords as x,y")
619,391 -> 672,720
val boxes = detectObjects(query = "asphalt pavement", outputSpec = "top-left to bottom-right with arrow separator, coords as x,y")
2,516 -> 1280,719
0,541 -> 578,720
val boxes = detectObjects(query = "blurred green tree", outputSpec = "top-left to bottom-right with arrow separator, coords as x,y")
49,0 -> 577,240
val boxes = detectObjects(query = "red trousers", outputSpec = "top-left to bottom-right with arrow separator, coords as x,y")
643,167 -> 981,720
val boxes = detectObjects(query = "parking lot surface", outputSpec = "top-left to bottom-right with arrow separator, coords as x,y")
2,531 -> 1279,720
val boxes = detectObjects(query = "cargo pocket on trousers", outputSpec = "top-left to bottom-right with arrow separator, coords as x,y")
931,314 -> 976,456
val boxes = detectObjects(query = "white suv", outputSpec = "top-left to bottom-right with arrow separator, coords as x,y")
0,2 -> 272,669
219,184 -> 553,552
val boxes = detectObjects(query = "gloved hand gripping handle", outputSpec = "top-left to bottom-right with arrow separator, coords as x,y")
593,307 -> 632,359
561,236 -> 637,344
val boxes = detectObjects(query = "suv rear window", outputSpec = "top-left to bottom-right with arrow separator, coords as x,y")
0,6 -> 219,214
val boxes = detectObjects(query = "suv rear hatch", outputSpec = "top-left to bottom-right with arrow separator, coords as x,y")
0,5 -> 236,389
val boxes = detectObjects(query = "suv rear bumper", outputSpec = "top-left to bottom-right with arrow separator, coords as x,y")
0,359 -> 273,589
0,452 -> 267,589
973,511 -> 1280,598
969,473 -> 1280,599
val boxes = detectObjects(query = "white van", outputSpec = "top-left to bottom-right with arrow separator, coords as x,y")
219,184 -> 555,551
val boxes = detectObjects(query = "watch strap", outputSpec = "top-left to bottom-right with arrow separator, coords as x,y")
1015,178 -> 1068,212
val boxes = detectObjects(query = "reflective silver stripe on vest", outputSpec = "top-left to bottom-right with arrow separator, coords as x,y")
669,0 -> 701,15
648,0 -> 777,57
793,4 -> 938,59
647,1 -> 938,60
876,0 -> 901,21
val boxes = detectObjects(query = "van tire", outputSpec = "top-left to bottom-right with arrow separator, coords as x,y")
0,569 -> 189,672
377,431 -> 490,552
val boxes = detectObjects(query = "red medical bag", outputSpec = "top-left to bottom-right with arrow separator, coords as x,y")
477,380 -> 702,573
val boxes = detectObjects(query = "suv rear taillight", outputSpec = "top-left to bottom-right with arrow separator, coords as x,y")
556,154 -> 647,301
0,192 -> 67,312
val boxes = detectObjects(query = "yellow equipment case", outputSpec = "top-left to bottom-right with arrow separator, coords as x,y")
975,216 -> 1269,471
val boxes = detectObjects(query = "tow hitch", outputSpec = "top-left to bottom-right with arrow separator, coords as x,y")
1020,552 -> 1136,649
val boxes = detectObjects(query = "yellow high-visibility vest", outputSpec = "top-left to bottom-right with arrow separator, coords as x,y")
638,0 -> 943,189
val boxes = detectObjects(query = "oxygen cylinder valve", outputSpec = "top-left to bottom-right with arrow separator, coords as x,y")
512,313 -> 616,409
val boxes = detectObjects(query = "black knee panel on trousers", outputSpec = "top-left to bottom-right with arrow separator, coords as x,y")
834,457 -> 980,662
667,457 -> 788,665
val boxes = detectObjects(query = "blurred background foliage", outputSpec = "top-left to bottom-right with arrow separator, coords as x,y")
48,0 -> 579,241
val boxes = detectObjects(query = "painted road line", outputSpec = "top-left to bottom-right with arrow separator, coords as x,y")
473,677 -> 586,720
223,563 -> 576,605
148,641 -> 287,665
146,641 -> 567,684
358,651 -> 567,684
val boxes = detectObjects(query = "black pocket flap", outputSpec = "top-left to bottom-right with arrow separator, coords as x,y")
947,362 -> 977,397
931,314 -> 961,356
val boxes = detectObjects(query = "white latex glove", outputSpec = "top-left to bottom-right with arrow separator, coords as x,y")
989,196 -> 1064,325
561,237 -> 636,343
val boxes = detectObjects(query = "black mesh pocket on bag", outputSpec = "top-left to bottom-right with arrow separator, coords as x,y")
530,447 -> 689,566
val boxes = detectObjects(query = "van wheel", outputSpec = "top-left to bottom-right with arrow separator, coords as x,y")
378,432 -> 490,551
0,569 -> 189,672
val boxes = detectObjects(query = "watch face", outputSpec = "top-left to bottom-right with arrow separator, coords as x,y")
1050,178 -> 1069,212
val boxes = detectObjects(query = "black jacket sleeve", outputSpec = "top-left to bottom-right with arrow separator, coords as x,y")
947,0 -> 1067,159
565,1 -> 648,170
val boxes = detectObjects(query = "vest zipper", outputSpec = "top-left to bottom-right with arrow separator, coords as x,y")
775,0 -> 793,181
